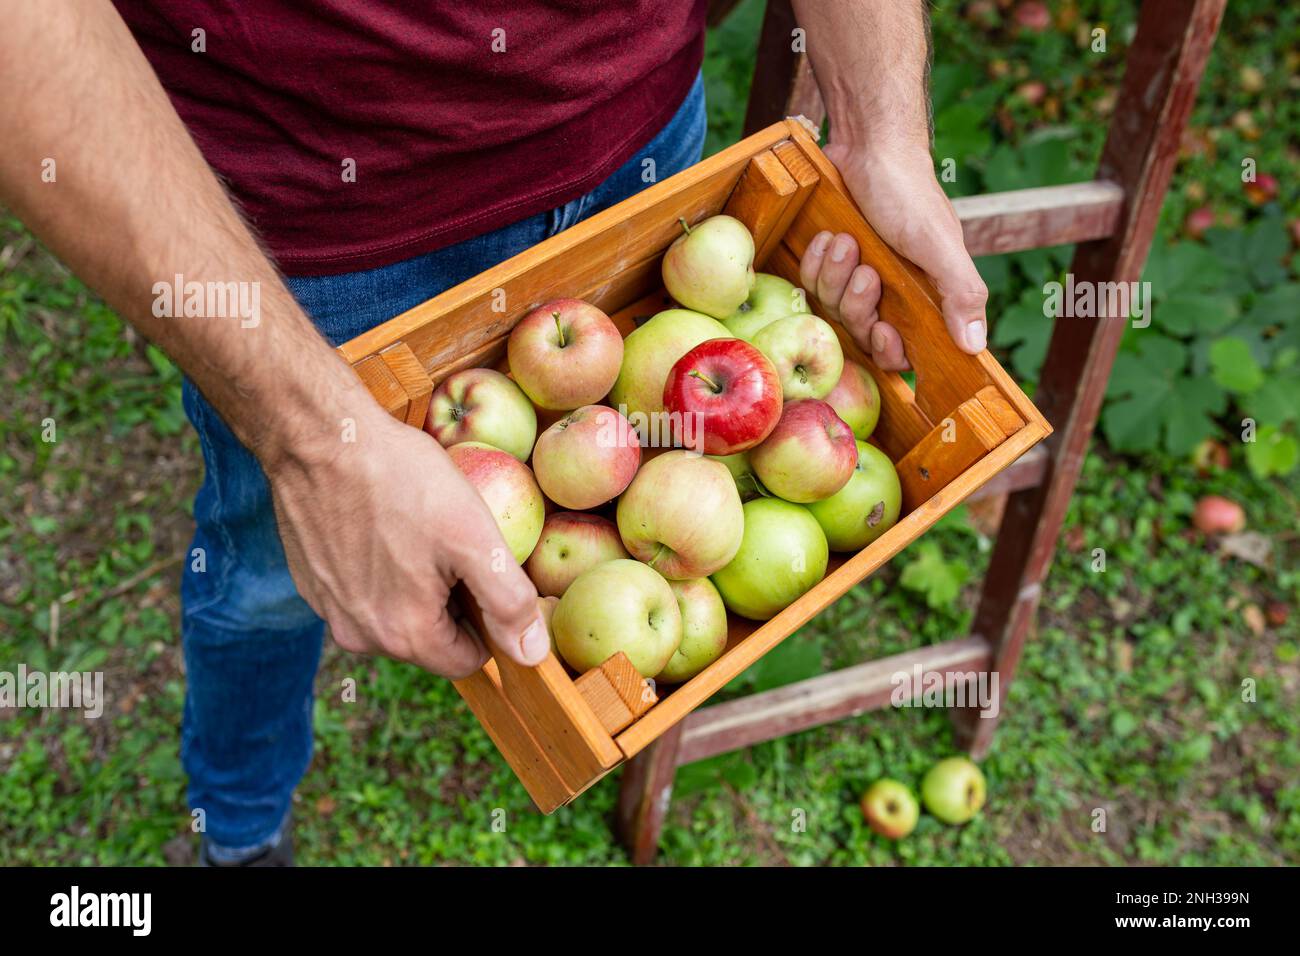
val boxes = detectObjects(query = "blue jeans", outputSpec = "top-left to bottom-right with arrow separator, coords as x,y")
180,74 -> 706,858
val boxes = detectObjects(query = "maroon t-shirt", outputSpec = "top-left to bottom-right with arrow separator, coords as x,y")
113,1 -> 707,275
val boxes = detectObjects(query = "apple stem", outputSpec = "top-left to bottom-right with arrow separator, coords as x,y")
553,311 -> 567,348
678,216 -> 692,236
689,369 -> 723,393
795,364 -> 808,384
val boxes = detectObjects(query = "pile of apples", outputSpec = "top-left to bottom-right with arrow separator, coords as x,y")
426,215 -> 902,684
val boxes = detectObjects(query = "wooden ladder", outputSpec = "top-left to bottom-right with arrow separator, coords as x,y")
616,0 -> 1228,864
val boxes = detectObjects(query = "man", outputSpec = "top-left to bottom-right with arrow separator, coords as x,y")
0,0 -> 988,865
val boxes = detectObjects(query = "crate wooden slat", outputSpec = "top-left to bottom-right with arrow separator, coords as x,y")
342,119 -> 1051,810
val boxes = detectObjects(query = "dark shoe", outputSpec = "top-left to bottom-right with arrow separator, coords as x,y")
200,828 -> 294,867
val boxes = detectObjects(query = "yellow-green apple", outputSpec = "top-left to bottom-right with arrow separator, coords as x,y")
424,367 -> 537,462
750,399 -> 857,503
552,559 -> 682,677
531,405 -> 640,509
524,511 -> 630,597
538,594 -> 560,654
507,298 -> 623,410
446,441 -> 545,563
860,779 -> 920,839
708,451 -> 767,501
662,338 -> 782,455
662,215 -> 756,318
710,498 -> 828,620
752,313 -> 844,400
659,578 -> 729,683
609,308 -> 731,442
616,450 -> 744,579
921,757 -> 987,824
720,272 -> 810,341
806,441 -> 901,551
824,360 -> 881,440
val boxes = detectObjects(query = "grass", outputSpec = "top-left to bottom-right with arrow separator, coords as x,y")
1,1 -> 1297,865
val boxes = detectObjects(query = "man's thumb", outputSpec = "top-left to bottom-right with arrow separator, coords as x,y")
455,541 -> 548,667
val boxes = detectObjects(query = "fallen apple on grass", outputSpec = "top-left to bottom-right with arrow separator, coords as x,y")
860,779 -> 920,839
552,559 -> 682,677
425,367 -> 538,462
711,497 -> 828,620
750,399 -> 857,503
659,578 -> 729,684
806,441 -> 901,551
531,405 -> 640,510
720,272 -> 809,341
446,441 -> 545,564
708,451 -> 767,501
524,512 -> 630,598
752,313 -> 844,401
617,450 -> 745,579
507,298 -> 623,411
1192,494 -> 1246,534
608,308 -> 732,441
663,338 -> 782,455
662,214 -> 755,318
824,360 -> 881,441
920,757 -> 987,825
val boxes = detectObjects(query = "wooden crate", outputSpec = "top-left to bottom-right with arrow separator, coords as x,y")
338,119 -> 1051,812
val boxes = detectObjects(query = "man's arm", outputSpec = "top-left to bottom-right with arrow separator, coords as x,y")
0,0 -> 547,674
792,0 -> 989,369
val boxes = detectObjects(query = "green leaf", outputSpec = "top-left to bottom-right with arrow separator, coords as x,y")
1244,425 -> 1300,478
899,542 -> 969,609
1242,373 -> 1300,427
744,634 -> 824,693
1209,336 -> 1265,393
1158,293 -> 1239,336
1163,377 -> 1227,455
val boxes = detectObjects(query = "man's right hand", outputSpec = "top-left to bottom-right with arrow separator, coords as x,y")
265,402 -> 548,679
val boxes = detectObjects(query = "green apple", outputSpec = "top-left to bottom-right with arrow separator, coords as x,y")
710,498 -> 828,620
920,757 -> 987,825
824,360 -> 881,440
552,559 -> 682,677
608,308 -> 731,442
524,511 -> 630,597
662,215 -> 756,318
806,441 -> 902,551
538,595 -> 560,654
752,313 -> 844,400
860,779 -> 920,839
720,273 -> 809,341
659,578 -> 729,684
707,451 -> 767,501
425,367 -> 537,462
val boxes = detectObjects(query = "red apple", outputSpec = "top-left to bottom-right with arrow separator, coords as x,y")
662,338 -> 783,455
531,405 -> 641,510
1192,495 -> 1245,534
507,298 -> 624,410
750,399 -> 857,503
824,360 -> 881,440
525,512 -> 630,597
1184,206 -> 1216,240
1243,173 -> 1279,207
1013,1 -> 1051,32
446,441 -> 545,563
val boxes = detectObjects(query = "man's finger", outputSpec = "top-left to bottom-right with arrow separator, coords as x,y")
869,321 -> 910,371
410,605 -> 490,679
906,222 -> 989,355
452,520 -> 548,666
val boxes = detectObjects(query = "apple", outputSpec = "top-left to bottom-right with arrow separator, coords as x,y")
446,441 -> 545,563
662,338 -> 782,455
708,451 -> 767,501
552,559 -> 682,677
824,360 -> 881,440
507,298 -> 623,410
860,779 -> 920,839
806,441 -> 901,551
659,578 -> 729,684
616,450 -> 744,579
608,308 -> 732,443
524,511 -> 630,598
424,367 -> 538,462
920,757 -> 987,825
710,498 -> 828,620
752,313 -> 844,400
720,273 -> 810,341
531,405 -> 640,510
1192,494 -> 1246,534
662,214 -> 756,318
750,399 -> 857,503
